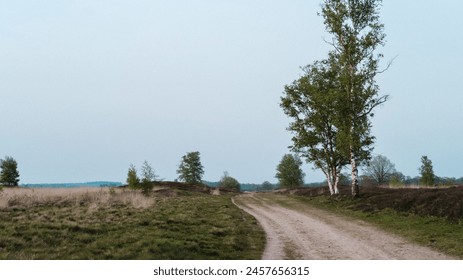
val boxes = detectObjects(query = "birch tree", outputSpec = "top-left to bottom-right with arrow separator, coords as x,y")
141,160 -> 157,195
281,61 -> 347,195
126,164 -> 140,190
321,0 -> 388,197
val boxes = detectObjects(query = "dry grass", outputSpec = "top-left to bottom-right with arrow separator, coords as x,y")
0,187 -> 154,209
0,185 -> 265,259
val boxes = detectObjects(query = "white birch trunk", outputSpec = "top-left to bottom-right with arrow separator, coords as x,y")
334,173 -> 340,195
325,172 -> 335,196
350,148 -> 360,197
324,168 -> 340,196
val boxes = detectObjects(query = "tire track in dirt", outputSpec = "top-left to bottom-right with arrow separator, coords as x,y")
233,193 -> 452,260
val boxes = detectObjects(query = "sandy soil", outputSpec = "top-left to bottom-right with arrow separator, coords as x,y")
233,193 -> 452,260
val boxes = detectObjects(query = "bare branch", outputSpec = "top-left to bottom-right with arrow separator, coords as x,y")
377,55 -> 398,74
357,94 -> 389,119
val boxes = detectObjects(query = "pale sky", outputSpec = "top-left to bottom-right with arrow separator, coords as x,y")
1,1 -> 462,184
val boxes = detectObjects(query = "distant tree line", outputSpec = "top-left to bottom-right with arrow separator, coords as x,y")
360,154 -> 459,187
271,152 -> 460,191
125,151 -> 298,194
126,151 -> 243,195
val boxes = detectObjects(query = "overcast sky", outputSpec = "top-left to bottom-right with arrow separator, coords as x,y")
1,1 -> 462,184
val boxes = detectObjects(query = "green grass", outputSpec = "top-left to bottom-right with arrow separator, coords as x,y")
0,189 -> 265,259
292,194 -> 463,258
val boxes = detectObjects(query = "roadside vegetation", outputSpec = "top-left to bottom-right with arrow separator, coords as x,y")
0,184 -> 264,260
218,172 -> 241,192
282,186 -> 463,258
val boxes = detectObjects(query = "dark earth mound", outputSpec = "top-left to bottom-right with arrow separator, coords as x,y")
153,181 -> 212,193
288,185 -> 463,222
120,181 -> 213,194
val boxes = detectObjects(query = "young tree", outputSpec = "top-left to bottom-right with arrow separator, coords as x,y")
218,171 -> 240,192
275,154 -> 305,189
127,164 -> 140,190
140,160 -> 157,195
177,151 -> 204,184
363,154 -> 396,185
282,61 -> 348,195
419,156 -> 435,186
0,156 -> 20,186
321,0 -> 388,197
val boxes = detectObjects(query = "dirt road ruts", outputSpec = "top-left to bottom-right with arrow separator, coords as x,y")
233,193 -> 451,260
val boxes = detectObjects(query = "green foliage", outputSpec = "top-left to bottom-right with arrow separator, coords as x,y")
275,154 -> 305,189
218,172 -> 240,192
282,0 -> 387,197
140,179 -> 152,196
127,164 -> 140,190
140,160 -> 157,196
127,161 -> 158,195
320,0 -> 388,197
281,61 -> 347,194
0,156 -> 20,187
177,151 -> 204,184
419,156 -> 435,186
141,160 -> 157,182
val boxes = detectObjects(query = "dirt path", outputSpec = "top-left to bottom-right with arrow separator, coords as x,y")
233,193 -> 451,260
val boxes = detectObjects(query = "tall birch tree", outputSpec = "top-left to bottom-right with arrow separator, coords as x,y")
321,0 -> 388,197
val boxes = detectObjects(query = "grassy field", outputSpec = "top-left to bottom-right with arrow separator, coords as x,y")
283,186 -> 463,258
3,183 -> 460,259
0,186 -> 265,260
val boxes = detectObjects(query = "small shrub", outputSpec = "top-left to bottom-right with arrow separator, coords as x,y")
218,172 -> 240,192
127,164 -> 140,190
140,179 -> 153,196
